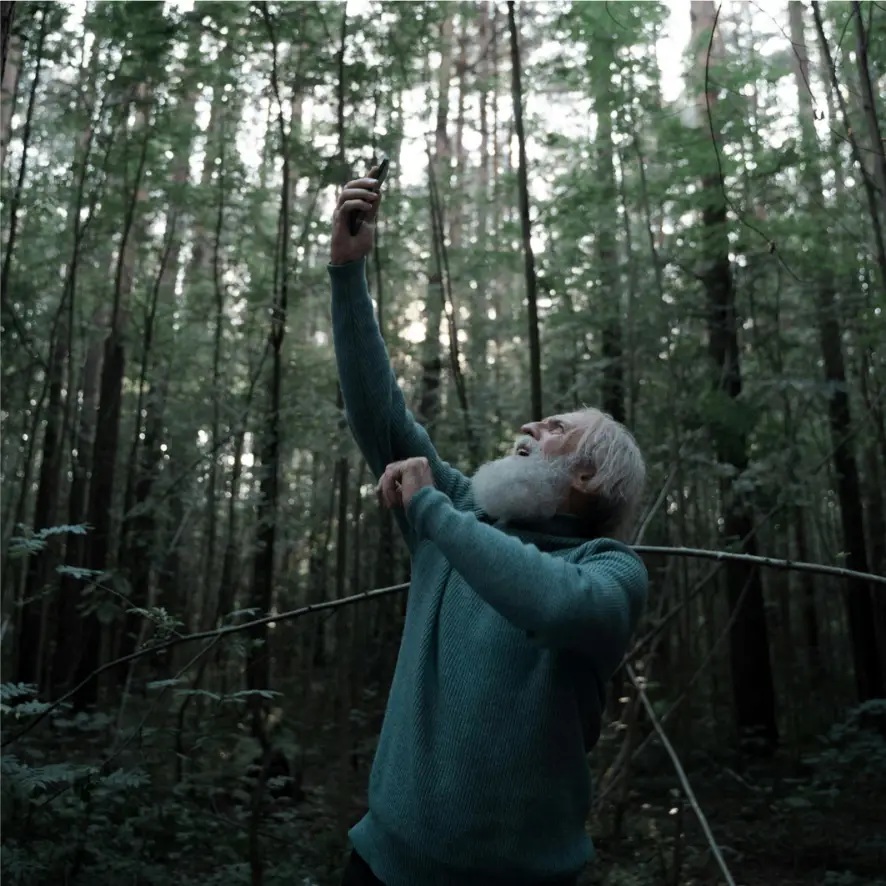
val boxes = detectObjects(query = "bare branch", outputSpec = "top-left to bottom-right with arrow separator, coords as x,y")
627,664 -> 738,886
634,544 -> 886,585
6,541 -> 884,747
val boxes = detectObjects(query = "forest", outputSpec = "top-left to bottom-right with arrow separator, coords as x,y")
1,0 -> 885,884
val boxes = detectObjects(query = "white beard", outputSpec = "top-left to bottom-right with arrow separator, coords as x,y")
471,440 -> 573,524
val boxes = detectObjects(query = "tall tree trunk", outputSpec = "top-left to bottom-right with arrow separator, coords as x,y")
812,2 -> 886,294
0,29 -> 21,167
215,421 -> 248,632
858,344 -> 886,578
790,0 -> 883,700
0,4 -> 46,301
0,1 -> 17,82
691,1 -> 778,752
15,99 -> 100,686
593,47 -> 625,426
468,3 -> 493,429
15,332 -> 65,686
332,8 -> 351,652
507,1 -> 542,421
53,315 -> 105,694
246,17 -> 292,742
116,79 -> 199,669
417,13 -> 454,430
72,84 -> 153,709
191,42 -> 239,630
851,1 -> 886,224
47,63 -> 118,694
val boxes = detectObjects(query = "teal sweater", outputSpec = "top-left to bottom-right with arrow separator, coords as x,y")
330,259 -> 648,886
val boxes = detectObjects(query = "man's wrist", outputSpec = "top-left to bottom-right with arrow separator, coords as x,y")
328,257 -> 368,288
329,254 -> 367,268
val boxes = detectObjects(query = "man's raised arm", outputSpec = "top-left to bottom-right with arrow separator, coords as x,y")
328,173 -> 470,503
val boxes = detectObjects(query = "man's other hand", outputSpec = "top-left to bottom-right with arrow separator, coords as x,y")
378,457 -> 435,510
330,171 -> 382,265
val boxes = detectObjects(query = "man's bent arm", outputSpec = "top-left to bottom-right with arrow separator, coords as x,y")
329,258 -> 471,503
407,488 -> 648,676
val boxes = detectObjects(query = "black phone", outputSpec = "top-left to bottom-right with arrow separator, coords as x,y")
348,154 -> 390,236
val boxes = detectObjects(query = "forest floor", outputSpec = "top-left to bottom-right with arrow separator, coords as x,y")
3,697 -> 885,886
580,770 -> 886,886
289,727 -> 886,886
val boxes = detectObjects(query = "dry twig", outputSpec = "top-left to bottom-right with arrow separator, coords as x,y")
5,541 -> 881,748
626,663 -> 738,886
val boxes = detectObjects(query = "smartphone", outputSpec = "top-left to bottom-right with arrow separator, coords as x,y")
348,154 -> 390,236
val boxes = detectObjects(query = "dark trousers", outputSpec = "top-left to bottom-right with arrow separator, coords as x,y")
340,850 -> 580,886
340,851 -> 384,886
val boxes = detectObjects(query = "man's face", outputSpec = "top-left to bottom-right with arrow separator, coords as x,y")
470,410 -> 599,524
517,410 -> 599,459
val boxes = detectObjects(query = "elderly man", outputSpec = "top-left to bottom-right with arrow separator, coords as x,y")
329,173 -> 648,886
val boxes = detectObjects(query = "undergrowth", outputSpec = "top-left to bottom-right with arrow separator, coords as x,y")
2,680 -> 885,886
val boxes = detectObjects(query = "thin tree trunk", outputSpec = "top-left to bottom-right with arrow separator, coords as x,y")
427,144 -> 477,463
330,9 -> 351,684
195,43 -> 239,629
468,3 -> 493,435
116,81 -> 198,670
52,316 -> 104,694
15,332 -> 65,686
507,1 -> 542,421
0,30 -> 21,168
812,1 -> 886,294
691,1 -> 778,752
0,1 -> 17,82
72,84 -> 153,709
246,13 -> 292,745
851,1 -> 886,223
14,97 -> 102,685
417,13 -> 454,430
791,0 -> 883,700
594,51 -> 625,426
0,4 -> 46,300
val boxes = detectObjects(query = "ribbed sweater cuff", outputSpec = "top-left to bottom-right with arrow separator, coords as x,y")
327,257 -> 367,278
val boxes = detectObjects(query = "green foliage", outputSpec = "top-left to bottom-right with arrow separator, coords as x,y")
0,684 -> 323,886
7,524 -> 89,559
2,1 -> 885,884
803,700 -> 886,788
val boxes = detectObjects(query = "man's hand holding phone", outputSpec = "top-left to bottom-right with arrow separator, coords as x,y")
330,160 -> 388,265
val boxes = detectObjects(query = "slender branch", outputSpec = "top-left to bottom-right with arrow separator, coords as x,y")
3,581 -> 410,745
6,542 -> 884,748
634,545 -> 886,585
626,664 -> 737,886
599,573 -> 753,807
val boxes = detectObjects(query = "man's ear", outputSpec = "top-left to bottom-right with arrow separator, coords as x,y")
571,469 -> 596,496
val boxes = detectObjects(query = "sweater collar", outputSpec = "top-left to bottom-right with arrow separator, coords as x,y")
473,507 -> 592,550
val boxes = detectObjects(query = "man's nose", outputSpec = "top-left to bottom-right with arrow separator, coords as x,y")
520,422 -> 540,439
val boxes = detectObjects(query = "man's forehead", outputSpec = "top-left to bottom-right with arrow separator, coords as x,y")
546,410 -> 598,430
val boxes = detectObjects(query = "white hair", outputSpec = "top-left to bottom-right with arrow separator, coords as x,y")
470,408 -> 645,541
567,408 -> 646,541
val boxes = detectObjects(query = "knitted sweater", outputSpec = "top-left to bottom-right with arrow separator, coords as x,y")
330,258 -> 648,886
